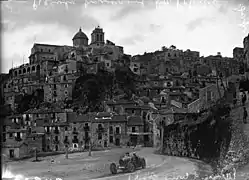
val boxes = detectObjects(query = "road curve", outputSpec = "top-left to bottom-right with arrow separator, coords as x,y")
92,148 -> 213,180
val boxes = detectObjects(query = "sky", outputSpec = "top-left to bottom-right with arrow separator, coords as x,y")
1,0 -> 249,73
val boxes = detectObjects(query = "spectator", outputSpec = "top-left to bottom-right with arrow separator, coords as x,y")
243,107 -> 248,124
242,91 -> 247,106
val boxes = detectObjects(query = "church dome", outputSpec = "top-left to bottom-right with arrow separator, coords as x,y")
72,28 -> 88,40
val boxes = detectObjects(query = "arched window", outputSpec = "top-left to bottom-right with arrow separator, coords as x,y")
23,68 -> 26,74
96,34 -> 99,41
100,34 -> 103,41
36,65 -> 40,71
109,126 -> 113,134
32,66 -> 35,71
27,67 -> 30,73
14,71 -> 17,76
98,124 -> 102,129
18,69 -> 22,75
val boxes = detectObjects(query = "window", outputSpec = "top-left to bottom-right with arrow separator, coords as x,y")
132,110 -> 135,114
65,127 -> 68,131
9,133 -> 13,138
64,84 -> 68,88
64,91 -> 68,95
115,127 -> 120,134
33,137 -> 36,141
98,133 -> 102,140
110,136 -> 113,143
106,63 -> 110,67
55,136 -> 58,141
109,126 -> 113,134
73,127 -> 76,131
132,127 -> 136,132
49,49 -> 51,52
41,49 -> 43,52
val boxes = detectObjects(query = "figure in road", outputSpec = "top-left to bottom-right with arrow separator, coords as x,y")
242,91 -> 247,106
243,107 -> 248,124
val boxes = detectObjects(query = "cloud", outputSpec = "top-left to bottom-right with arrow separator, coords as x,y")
1,23 -> 72,73
1,0 -> 248,73
186,17 -> 215,31
119,34 -> 145,45
1,1 -> 99,32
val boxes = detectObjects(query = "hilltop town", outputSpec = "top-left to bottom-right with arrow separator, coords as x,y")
1,27 -> 249,171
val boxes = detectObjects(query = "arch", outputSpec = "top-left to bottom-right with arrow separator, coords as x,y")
32,66 -> 36,71
18,69 -> 22,75
36,65 -> 40,71
27,67 -> 31,73
23,68 -> 26,74
100,34 -> 103,41
96,34 -> 99,41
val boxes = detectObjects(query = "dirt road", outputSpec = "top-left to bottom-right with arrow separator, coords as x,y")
4,148 -> 212,180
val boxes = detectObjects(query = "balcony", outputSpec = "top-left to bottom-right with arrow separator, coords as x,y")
72,131 -> 78,134
96,127 -> 105,133
54,130 -> 60,134
53,139 -> 60,144
83,137 -> 90,142
63,139 -> 69,144
84,126 -> 90,131
72,138 -> 79,143
15,136 -> 22,142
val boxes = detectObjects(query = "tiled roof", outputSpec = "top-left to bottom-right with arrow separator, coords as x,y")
106,99 -> 137,105
25,107 -> 65,114
96,112 -> 112,118
7,129 -> 27,133
3,117 -> 12,126
111,115 -> 127,122
67,112 -> 94,123
2,142 -> 28,148
127,116 -> 143,126
26,133 -> 44,138
43,122 -> 68,126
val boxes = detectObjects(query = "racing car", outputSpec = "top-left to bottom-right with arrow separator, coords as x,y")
110,152 -> 146,174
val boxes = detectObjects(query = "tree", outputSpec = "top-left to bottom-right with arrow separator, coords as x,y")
170,45 -> 176,50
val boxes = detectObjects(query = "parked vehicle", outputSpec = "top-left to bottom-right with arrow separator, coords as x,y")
110,152 -> 146,174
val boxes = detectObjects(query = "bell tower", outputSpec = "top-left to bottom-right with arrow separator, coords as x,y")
90,26 -> 105,46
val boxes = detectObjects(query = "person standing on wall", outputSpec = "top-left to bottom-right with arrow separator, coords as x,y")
243,107 -> 248,124
242,91 -> 247,106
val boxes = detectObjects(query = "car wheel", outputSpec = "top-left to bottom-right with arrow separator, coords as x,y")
110,163 -> 117,174
127,162 -> 136,172
141,158 -> 146,169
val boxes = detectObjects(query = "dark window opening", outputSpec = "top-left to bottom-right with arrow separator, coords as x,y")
115,127 -> 120,134
109,126 -> 113,134
98,133 -> 102,140
110,136 -> 113,143
9,133 -> 13,138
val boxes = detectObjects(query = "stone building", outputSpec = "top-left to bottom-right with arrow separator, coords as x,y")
243,33 -> 249,68
67,112 -> 128,150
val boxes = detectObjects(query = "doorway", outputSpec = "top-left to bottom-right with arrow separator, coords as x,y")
9,149 -> 14,158
130,135 -> 138,146
115,138 -> 120,146
55,145 -> 58,151
104,140 -> 107,147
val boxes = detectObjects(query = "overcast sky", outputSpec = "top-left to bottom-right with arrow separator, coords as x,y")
1,0 -> 249,73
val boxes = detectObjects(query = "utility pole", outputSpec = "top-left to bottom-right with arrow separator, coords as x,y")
89,114 -> 93,156
65,145 -> 68,159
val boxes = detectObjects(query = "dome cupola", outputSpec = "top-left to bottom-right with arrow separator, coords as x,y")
72,27 -> 89,47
